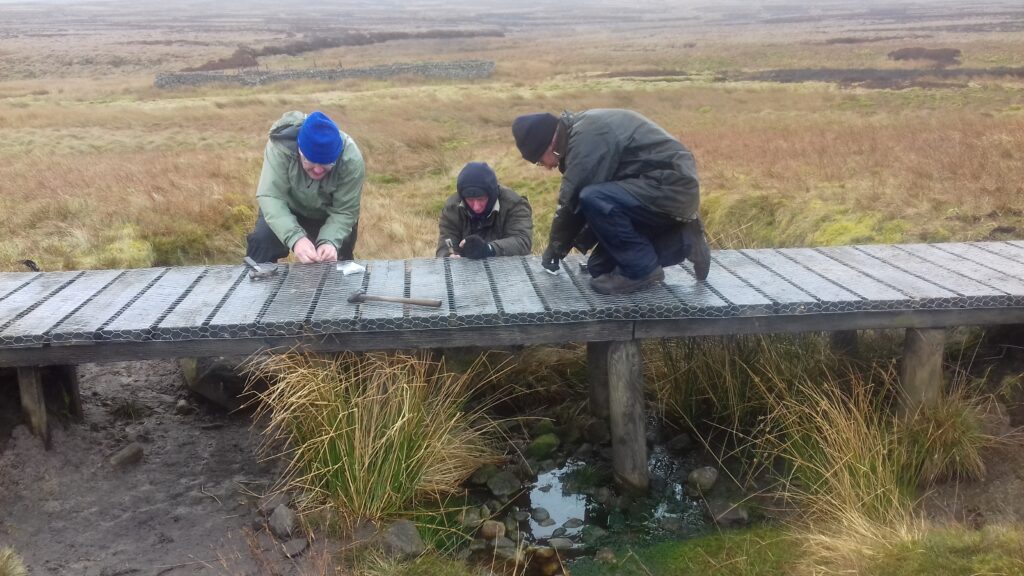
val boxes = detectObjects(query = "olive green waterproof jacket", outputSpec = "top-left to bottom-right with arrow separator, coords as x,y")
255,111 -> 366,250
548,109 -> 700,256
436,186 -> 533,257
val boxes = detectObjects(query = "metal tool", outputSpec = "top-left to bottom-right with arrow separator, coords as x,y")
244,257 -> 279,280
347,289 -> 442,308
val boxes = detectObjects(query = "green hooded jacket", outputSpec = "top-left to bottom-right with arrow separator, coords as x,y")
436,186 -> 533,257
548,109 -> 700,256
255,111 -> 366,250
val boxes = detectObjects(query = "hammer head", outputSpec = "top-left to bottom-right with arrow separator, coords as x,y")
347,289 -> 367,304
244,257 -> 279,280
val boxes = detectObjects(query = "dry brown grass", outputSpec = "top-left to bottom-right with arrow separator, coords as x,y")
1,6 -> 1022,270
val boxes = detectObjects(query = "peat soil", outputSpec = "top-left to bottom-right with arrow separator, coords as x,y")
0,360 -> 331,576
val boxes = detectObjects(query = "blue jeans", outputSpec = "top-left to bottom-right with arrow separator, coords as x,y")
578,182 -> 689,279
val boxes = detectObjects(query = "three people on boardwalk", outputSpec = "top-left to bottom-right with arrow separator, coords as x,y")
246,108 -> 708,295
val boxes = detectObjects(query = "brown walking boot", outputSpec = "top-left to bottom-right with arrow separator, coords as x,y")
683,218 -> 711,281
590,266 -> 665,295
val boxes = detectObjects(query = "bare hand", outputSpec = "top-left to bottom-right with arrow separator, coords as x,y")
293,237 -> 318,264
316,243 -> 338,262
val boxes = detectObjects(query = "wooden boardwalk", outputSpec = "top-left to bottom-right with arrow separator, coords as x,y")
3,241 -> 1024,365
4,240 -> 1024,487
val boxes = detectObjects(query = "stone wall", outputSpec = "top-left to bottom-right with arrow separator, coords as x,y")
155,60 -> 495,89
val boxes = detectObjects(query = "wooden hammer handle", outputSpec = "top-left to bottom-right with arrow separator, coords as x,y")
363,295 -> 443,308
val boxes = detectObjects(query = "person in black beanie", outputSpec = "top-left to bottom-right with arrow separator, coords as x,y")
436,162 -> 533,259
511,109 -> 711,295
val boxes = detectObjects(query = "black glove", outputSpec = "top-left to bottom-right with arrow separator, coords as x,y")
541,244 -> 561,272
461,235 -> 495,259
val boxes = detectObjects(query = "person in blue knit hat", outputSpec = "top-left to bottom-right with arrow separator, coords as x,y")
245,110 -> 365,264
436,162 -> 533,259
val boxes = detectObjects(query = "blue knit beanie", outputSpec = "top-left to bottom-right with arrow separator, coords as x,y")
512,113 -> 558,163
297,111 -> 343,164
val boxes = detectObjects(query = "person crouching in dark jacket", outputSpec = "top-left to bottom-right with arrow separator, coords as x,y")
436,162 -> 533,259
512,109 -> 710,295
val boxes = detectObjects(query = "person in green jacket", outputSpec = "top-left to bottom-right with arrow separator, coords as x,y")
512,109 -> 711,295
436,162 -> 533,259
245,110 -> 365,264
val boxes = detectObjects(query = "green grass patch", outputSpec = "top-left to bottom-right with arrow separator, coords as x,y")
868,525 -> 1024,576
570,526 -> 798,576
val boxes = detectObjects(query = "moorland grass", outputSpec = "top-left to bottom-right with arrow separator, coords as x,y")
1,77 -> 1022,269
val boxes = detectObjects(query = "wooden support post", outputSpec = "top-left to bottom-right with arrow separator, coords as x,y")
54,365 -> 83,419
607,340 -> 648,493
901,328 -> 945,412
830,330 -> 859,357
17,367 -> 49,447
586,341 -> 610,418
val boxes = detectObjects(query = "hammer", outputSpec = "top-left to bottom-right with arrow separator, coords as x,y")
244,257 -> 279,280
347,289 -> 442,308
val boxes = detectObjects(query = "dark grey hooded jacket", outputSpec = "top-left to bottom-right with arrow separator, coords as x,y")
548,109 -> 700,256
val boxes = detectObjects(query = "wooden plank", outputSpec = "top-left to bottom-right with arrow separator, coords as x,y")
360,259 -> 408,320
901,328 -> 945,411
209,265 -> 288,333
608,340 -> 648,492
158,265 -> 246,331
484,256 -> 545,316
308,263 -> 364,332
897,244 -> 1024,296
636,306 -> 1024,339
408,258 -> 451,319
716,250 -> 816,306
974,241 -> 1024,265
49,268 -> 165,343
661,265 -> 729,313
587,341 -> 611,418
18,367 -> 48,447
564,255 -> 679,318
447,258 -> 499,318
780,248 -> 905,300
524,255 -> 591,313
260,262 -> 332,332
817,246 -> 954,299
1,270 -> 121,344
0,272 -> 80,330
0,321 -> 637,367
102,267 -> 206,340
857,244 -> 1001,297
932,243 -> 1024,281
741,249 -> 861,303
701,254 -> 772,314
0,272 -> 39,300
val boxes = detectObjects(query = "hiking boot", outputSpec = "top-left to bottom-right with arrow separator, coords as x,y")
590,266 -> 665,295
683,218 -> 711,281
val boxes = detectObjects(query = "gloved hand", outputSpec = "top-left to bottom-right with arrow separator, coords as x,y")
461,235 -> 495,259
541,244 -> 561,272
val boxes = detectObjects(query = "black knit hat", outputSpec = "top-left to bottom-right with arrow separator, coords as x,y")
457,162 -> 500,218
512,113 -> 558,163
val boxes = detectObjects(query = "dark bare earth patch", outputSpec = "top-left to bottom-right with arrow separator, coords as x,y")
737,67 -> 1024,89
889,46 -> 962,67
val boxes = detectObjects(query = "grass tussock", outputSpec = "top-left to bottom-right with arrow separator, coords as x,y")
0,549 -> 26,576
250,352 -> 502,524
650,333 -> 1011,574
